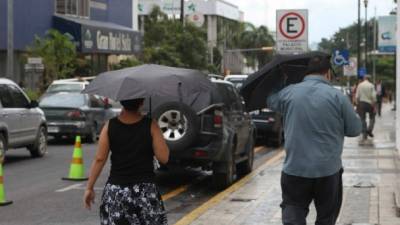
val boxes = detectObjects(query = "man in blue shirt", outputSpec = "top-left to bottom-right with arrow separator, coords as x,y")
268,56 -> 362,225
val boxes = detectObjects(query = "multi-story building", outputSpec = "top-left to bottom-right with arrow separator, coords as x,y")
0,0 -> 142,84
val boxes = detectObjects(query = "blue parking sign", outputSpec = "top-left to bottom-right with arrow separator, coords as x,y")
332,50 -> 350,66
358,67 -> 367,78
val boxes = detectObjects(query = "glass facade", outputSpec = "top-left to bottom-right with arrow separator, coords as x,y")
56,0 -> 89,18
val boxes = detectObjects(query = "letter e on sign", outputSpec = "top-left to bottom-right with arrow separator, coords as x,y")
279,12 -> 305,39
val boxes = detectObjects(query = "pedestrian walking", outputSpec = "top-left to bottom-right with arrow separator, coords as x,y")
83,98 -> 169,225
267,56 -> 362,225
375,80 -> 385,117
355,75 -> 377,140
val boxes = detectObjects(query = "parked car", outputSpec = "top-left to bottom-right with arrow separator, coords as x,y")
0,78 -> 47,161
153,79 -> 256,189
39,92 -> 115,143
224,75 -> 283,146
45,77 -> 122,116
45,78 -> 93,94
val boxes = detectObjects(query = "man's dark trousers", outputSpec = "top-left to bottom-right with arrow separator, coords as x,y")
357,101 -> 375,139
281,169 -> 343,225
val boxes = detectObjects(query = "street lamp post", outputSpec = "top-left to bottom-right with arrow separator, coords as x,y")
180,0 -> 184,24
364,0 -> 368,69
6,0 -> 14,78
357,0 -> 361,77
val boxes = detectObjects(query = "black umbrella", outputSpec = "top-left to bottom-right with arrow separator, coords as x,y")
83,64 -> 216,112
240,52 -> 331,111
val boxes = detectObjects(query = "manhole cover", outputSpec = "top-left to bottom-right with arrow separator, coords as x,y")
353,181 -> 375,188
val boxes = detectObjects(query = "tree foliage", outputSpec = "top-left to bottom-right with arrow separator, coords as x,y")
239,24 -> 275,69
317,19 -> 395,88
111,57 -> 142,70
28,29 -> 77,90
143,7 -> 208,70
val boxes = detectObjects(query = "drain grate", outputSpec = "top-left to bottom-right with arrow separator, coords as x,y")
353,181 -> 375,188
230,198 -> 256,202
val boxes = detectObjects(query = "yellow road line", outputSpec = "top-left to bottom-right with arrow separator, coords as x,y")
161,147 -> 269,202
174,149 -> 285,225
254,146 -> 267,154
162,184 -> 190,201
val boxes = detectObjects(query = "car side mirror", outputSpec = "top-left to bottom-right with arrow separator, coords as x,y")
30,100 -> 39,108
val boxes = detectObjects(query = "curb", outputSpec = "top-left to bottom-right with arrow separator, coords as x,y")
393,151 -> 400,217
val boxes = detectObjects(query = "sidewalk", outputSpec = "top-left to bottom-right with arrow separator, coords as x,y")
185,104 -> 400,225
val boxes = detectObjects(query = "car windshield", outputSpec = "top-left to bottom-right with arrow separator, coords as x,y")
39,93 -> 86,108
46,83 -> 84,93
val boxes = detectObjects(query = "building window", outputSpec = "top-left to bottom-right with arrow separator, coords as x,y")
56,0 -> 89,18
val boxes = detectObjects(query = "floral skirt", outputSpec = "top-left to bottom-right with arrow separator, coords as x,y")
100,183 -> 168,225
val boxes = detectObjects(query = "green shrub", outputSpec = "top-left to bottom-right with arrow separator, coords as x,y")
25,89 -> 40,101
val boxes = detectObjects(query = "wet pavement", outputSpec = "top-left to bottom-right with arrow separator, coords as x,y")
181,104 -> 400,225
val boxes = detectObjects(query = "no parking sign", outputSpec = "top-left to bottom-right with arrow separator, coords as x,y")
276,9 -> 308,54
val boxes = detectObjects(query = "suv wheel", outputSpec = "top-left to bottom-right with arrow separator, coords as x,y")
237,136 -> 255,176
153,102 -> 199,151
0,134 -> 7,163
212,145 -> 236,190
28,126 -> 48,158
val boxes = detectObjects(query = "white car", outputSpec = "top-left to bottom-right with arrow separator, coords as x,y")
45,77 -> 94,93
0,78 -> 47,160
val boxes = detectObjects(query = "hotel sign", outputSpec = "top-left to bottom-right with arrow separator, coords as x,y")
81,26 -> 142,54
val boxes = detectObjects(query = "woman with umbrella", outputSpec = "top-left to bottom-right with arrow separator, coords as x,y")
83,98 -> 169,225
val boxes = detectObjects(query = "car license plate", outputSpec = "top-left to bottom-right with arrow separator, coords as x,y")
48,126 -> 60,133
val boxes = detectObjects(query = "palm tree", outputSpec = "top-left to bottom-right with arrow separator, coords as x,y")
237,23 -> 275,69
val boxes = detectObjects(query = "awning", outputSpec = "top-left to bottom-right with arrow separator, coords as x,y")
53,15 -> 142,54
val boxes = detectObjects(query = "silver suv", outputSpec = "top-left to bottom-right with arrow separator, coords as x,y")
0,78 -> 47,161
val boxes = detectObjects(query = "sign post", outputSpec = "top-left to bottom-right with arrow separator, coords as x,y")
378,16 -> 396,53
343,57 -> 357,77
276,9 -> 308,54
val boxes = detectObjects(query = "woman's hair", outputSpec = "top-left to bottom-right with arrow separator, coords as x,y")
120,98 -> 145,112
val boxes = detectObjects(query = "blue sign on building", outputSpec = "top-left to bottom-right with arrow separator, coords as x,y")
332,49 -> 349,66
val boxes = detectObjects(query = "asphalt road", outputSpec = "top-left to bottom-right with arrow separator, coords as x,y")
0,139 -> 279,225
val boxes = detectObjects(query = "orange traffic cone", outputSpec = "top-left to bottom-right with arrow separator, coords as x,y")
62,136 -> 88,181
0,163 -> 13,206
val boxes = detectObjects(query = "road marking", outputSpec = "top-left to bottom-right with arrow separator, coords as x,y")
162,184 -> 190,201
55,183 -> 83,192
74,186 -> 103,191
174,149 -> 285,225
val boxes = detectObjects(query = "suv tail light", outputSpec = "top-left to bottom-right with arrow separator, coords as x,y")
67,110 -> 85,119
214,110 -> 223,128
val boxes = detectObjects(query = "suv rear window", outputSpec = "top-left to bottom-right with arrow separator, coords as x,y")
226,78 -> 246,89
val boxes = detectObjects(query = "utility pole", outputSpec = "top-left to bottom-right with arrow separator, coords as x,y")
364,0 -> 368,69
372,7 -> 377,83
7,0 -> 14,78
180,0 -> 184,25
357,0 -> 361,77
396,0 -> 400,153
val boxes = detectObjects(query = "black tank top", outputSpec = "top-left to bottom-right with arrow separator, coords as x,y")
107,116 -> 155,185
